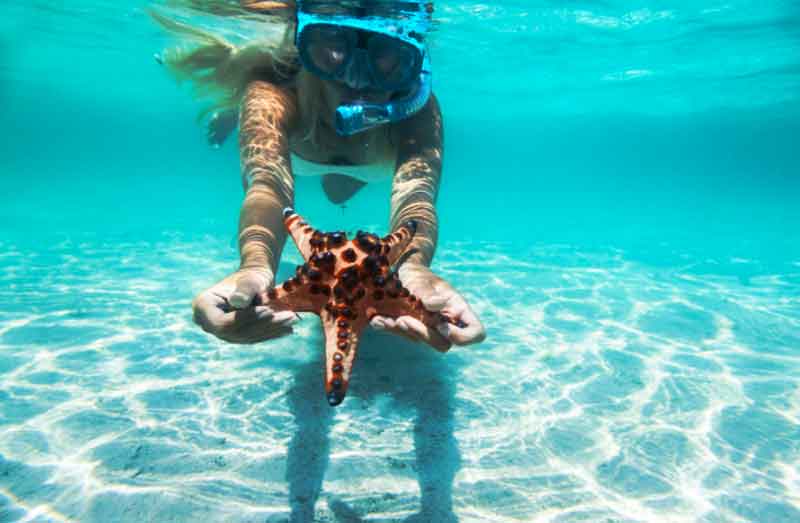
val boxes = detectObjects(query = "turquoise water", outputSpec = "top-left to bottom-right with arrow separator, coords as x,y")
1,1 -> 800,522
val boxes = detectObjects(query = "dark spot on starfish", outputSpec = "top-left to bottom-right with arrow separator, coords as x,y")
303,227 -> 313,234
373,275 -> 386,287
307,268 -> 322,281
337,330 -> 349,339
327,390 -> 344,406
362,254 -> 380,274
353,288 -> 366,301
282,281 -> 294,292
333,352 -> 343,362
332,378 -> 343,389
341,248 -> 357,262
341,268 -> 359,289
267,289 -> 277,300
333,285 -> 345,299
283,207 -> 295,218
405,219 -> 418,233
378,255 -> 389,266
337,320 -> 349,328
373,289 -> 384,300
356,233 -> 378,253
339,306 -> 353,318
387,290 -> 399,299
337,341 -> 348,350
328,232 -> 346,247
456,319 -> 468,328
409,295 -> 416,302
332,363 -> 343,373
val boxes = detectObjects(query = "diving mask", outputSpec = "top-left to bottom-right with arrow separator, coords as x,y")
296,2 -> 433,135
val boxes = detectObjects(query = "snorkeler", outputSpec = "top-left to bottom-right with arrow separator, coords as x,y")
154,0 -> 485,351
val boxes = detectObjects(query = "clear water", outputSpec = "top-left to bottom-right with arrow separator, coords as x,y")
1,1 -> 799,522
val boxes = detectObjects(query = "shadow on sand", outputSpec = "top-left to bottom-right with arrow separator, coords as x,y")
283,327 -> 463,523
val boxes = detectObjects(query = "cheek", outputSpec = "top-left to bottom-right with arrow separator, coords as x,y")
321,81 -> 343,108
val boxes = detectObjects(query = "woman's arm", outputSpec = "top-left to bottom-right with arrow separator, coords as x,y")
389,94 -> 444,267
237,80 -> 297,279
191,80 -> 300,343
379,95 -> 485,347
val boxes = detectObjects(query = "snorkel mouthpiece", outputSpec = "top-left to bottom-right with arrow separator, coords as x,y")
335,61 -> 432,136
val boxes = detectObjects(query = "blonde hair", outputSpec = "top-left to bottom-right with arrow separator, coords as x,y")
150,1 -> 301,122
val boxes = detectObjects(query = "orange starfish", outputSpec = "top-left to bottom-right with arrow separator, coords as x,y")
258,208 -> 461,406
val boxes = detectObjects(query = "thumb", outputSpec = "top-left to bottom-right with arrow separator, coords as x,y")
230,271 -> 269,309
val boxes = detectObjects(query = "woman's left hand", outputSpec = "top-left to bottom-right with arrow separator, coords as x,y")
370,262 -> 486,351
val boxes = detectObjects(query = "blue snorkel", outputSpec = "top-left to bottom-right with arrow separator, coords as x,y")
295,1 -> 434,135
335,55 -> 432,135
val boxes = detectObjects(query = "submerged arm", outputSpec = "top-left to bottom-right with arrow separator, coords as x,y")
238,80 -> 297,277
380,95 -> 486,347
389,94 -> 444,267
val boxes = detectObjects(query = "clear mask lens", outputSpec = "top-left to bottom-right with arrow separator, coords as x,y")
300,24 -> 422,90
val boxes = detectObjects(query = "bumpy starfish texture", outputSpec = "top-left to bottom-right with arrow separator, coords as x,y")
259,208 -> 460,407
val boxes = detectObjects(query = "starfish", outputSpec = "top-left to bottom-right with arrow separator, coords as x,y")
258,208 -> 461,406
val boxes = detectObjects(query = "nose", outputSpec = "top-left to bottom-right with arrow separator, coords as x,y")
340,49 -> 372,90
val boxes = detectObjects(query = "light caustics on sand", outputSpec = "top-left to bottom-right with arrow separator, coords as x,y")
0,237 -> 799,522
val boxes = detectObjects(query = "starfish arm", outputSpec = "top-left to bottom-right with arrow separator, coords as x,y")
282,208 -> 319,261
322,310 -> 367,406
259,278 -> 325,314
381,219 -> 418,266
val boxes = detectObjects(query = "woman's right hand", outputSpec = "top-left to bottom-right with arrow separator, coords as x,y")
192,268 -> 299,344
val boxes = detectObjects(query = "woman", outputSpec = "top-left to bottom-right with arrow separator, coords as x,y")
154,0 -> 485,352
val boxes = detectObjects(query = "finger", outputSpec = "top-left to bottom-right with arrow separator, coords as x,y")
252,306 -> 301,324
220,311 -> 296,343
438,315 -> 486,345
421,294 -> 448,312
371,316 -> 398,331
253,305 -> 276,321
193,294 -> 235,331
370,316 -> 389,330
224,322 -> 294,344
271,310 -> 302,326
395,316 -> 451,352
230,273 -> 267,309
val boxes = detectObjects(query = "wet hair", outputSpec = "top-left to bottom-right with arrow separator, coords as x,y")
151,1 -> 300,122
151,0 -> 432,143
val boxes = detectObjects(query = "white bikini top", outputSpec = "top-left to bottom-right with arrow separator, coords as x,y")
290,153 -> 393,183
